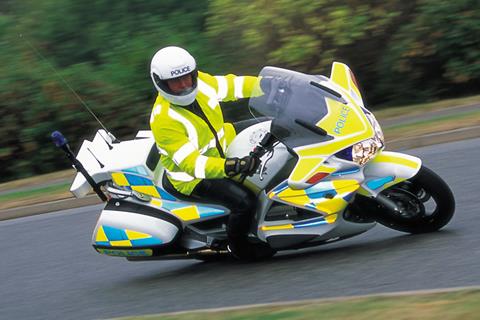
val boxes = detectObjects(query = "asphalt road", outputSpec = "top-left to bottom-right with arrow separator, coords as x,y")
1,138 -> 479,320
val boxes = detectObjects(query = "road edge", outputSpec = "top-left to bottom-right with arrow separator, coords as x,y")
112,285 -> 480,318
0,195 -> 102,221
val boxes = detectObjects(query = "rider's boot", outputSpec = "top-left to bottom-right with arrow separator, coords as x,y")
227,218 -> 275,261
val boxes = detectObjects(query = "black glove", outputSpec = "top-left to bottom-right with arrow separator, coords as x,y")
225,155 -> 260,177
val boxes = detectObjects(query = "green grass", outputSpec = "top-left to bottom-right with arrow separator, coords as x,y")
0,182 -> 70,203
386,109 -> 480,130
384,109 -> 480,141
113,289 -> 480,320
375,94 -> 480,119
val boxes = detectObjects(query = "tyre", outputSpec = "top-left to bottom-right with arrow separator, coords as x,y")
370,165 -> 455,233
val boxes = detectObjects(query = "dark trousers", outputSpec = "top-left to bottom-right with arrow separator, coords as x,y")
190,178 -> 256,242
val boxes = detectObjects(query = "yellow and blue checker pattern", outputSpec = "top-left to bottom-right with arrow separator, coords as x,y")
268,179 -> 360,216
111,170 -> 176,200
261,215 -> 338,231
95,225 -> 163,247
149,198 -> 226,222
111,169 -> 228,222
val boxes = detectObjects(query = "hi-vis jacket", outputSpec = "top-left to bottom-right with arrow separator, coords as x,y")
150,71 -> 260,195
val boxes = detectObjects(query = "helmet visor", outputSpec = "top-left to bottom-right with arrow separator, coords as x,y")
153,70 -> 198,96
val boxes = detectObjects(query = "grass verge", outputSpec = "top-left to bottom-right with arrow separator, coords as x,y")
114,289 -> 480,320
0,182 -> 72,210
0,182 -> 71,202
0,169 -> 74,193
384,109 -> 480,141
374,94 -> 480,119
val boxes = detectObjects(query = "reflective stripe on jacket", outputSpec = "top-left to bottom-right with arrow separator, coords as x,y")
150,71 -> 260,195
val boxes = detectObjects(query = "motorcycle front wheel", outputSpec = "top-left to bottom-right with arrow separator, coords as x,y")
370,165 -> 455,234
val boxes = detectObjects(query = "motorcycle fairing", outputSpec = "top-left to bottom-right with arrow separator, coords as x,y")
247,65 -> 380,246
359,151 -> 422,196
265,178 -> 360,227
257,188 -> 375,248
287,156 -> 337,185
330,62 -> 364,108
248,66 -> 376,189
289,91 -> 374,188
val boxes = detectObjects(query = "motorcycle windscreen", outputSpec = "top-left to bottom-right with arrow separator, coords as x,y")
249,67 -> 335,149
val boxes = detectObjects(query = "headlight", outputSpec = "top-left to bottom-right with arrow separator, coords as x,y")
352,138 -> 382,165
334,138 -> 382,166
334,110 -> 385,166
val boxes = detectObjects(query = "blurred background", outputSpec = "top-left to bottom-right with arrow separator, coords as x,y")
1,0 -> 479,183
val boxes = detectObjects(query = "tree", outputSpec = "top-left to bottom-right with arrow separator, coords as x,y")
0,0 -> 213,181
377,0 -> 480,103
206,0 -> 406,98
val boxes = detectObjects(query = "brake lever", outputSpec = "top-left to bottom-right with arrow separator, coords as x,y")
259,148 -> 275,181
238,147 -> 264,184
238,133 -> 278,184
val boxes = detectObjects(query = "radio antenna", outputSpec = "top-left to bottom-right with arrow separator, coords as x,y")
19,34 -> 118,147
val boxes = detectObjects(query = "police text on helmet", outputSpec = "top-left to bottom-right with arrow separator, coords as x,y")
171,66 -> 191,77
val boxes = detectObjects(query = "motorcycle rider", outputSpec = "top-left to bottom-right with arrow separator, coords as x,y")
149,46 -> 269,259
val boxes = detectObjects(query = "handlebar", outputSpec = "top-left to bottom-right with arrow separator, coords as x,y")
239,132 -> 277,183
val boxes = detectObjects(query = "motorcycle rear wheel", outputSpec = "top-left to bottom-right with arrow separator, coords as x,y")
372,165 -> 455,234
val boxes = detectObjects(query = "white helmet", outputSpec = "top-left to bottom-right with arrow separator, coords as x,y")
150,46 -> 198,106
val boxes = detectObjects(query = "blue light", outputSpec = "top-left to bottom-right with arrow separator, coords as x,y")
51,131 -> 68,147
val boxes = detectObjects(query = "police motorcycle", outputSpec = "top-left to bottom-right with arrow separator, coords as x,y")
53,62 -> 455,261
